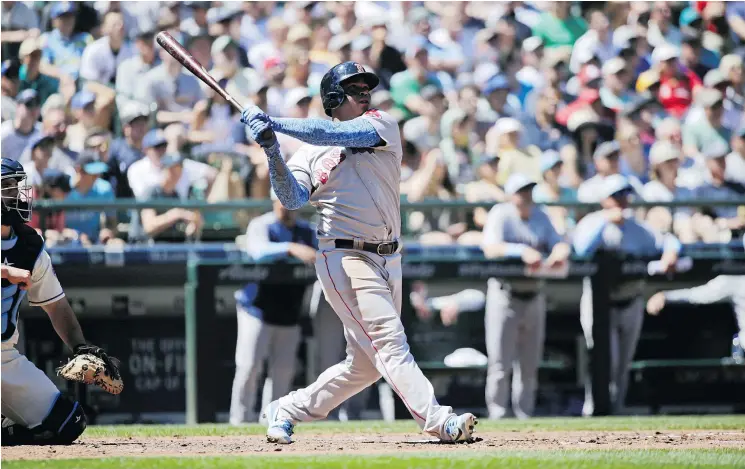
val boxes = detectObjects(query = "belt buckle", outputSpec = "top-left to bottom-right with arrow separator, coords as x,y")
376,242 -> 395,256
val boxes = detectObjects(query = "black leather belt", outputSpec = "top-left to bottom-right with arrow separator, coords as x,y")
334,239 -> 399,256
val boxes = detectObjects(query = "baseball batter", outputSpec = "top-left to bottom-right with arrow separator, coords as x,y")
1,158 -> 119,445
240,62 -> 476,444
481,174 -> 570,419
573,174 -> 680,416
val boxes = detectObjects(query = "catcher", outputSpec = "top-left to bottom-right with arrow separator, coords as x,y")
1,158 -> 122,446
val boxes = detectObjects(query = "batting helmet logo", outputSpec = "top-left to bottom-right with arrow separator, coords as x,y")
355,63 -> 365,73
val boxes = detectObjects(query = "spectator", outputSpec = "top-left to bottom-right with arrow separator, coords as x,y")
20,94 -> 75,175
439,108 -> 481,193
22,133 -> 55,186
639,43 -> 702,118
516,37 -> 545,104
402,85 -> 446,154
390,39 -> 442,119
427,5 -> 467,75
1,60 -> 20,122
0,89 -> 40,160
720,54 -> 745,119
207,5 -> 250,68
367,18 -> 407,89
282,47 -> 312,89
646,1 -> 682,48
30,168 -> 70,236
577,140 -> 644,202
1,0 -> 40,58
683,89 -> 731,161
79,11 -> 135,87
65,90 -> 97,153
17,37 -> 59,107
39,2 -> 92,80
180,1 -> 210,39
599,58 -> 635,112
679,31 -> 717,80
641,141 -> 696,242
64,150 -> 117,245
531,3 -> 587,49
694,142 -> 745,241
533,150 -> 577,235
703,69 -> 742,131
248,16 -> 287,70
486,117 -> 541,186
727,1 -> 745,48
274,88 -> 312,158
115,28 -> 159,110
570,10 -> 615,73
209,34 -> 262,107
617,120 -> 650,184
107,102 -> 149,198
137,45 -> 204,125
520,85 -> 575,154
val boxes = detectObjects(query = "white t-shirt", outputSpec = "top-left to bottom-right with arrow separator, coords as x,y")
127,157 -> 215,200
79,36 -> 136,85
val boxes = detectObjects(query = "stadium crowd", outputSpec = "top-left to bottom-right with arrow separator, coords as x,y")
2,1 -> 745,247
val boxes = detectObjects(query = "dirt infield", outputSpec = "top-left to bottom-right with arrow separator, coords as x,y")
4,430 -> 745,460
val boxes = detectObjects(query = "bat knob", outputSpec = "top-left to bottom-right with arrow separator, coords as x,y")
260,129 -> 274,141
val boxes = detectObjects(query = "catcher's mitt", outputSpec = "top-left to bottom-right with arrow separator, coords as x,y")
57,344 -> 124,395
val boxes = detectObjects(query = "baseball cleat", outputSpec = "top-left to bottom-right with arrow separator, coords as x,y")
444,413 -> 478,443
262,400 -> 294,444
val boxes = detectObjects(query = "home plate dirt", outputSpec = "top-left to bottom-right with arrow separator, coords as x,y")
4,430 -> 745,460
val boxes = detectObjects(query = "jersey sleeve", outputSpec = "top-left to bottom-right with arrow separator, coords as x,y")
358,109 -> 401,151
482,205 -> 506,245
27,250 -> 65,306
286,146 -> 314,193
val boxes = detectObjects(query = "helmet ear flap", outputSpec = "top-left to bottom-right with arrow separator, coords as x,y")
323,83 -> 346,116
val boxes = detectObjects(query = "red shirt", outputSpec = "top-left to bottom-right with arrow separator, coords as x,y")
657,68 -> 702,118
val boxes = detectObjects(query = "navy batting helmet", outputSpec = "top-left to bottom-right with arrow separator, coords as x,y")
1,158 -> 33,226
320,61 -> 380,117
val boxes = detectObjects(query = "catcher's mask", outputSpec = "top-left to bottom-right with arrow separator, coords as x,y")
1,158 -> 33,226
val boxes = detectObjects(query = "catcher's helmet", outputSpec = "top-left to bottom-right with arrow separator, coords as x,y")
320,61 -> 380,117
1,158 -> 33,226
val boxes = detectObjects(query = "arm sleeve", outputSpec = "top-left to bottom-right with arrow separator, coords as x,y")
270,113 -> 383,148
664,276 -> 736,304
646,222 -> 683,254
27,250 -> 65,306
244,216 -> 291,261
572,215 -> 607,257
264,142 -> 310,210
482,206 -> 525,258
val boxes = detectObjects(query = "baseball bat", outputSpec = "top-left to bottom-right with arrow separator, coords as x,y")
155,31 -> 273,141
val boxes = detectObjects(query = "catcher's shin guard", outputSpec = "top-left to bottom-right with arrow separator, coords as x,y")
1,396 -> 87,446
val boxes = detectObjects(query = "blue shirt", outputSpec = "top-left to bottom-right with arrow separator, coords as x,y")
108,138 -> 143,198
64,178 -> 115,242
41,29 -> 92,79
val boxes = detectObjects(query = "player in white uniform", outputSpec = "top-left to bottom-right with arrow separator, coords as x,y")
1,158 -> 115,445
241,62 -> 477,444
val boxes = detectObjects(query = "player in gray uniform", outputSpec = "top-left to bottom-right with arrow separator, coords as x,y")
573,174 -> 680,415
481,173 -> 570,419
240,62 -> 476,443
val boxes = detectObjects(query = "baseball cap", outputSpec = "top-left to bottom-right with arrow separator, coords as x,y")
602,57 -> 626,76
622,92 -> 658,118
50,1 -> 76,19
505,173 -> 537,196
483,74 -> 510,95
651,44 -> 679,64
16,89 -> 39,106
593,140 -> 621,160
143,129 -> 167,149
613,25 -> 639,50
329,33 -> 354,52
120,101 -> 150,125
42,169 -> 71,192
696,88 -> 724,108
473,63 -> 500,89
649,141 -> 679,166
704,69 -> 729,88
71,90 -> 96,110
420,85 -> 444,101
284,87 -> 312,108
287,24 -> 313,44
600,174 -> 633,199
522,36 -> 543,53
579,64 -> 602,87
351,35 -> 373,52
160,152 -> 184,168
540,150 -> 562,173
76,150 -> 108,175
704,141 -> 730,160
494,117 -> 522,136
720,54 -> 743,75
18,37 -> 42,59
211,35 -> 237,56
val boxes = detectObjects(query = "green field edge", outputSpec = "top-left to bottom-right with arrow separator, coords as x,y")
6,449 -> 745,469
82,415 -> 745,438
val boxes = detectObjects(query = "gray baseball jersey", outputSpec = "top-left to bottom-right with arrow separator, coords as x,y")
663,276 -> 745,346
482,202 -> 562,292
286,109 -> 402,242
